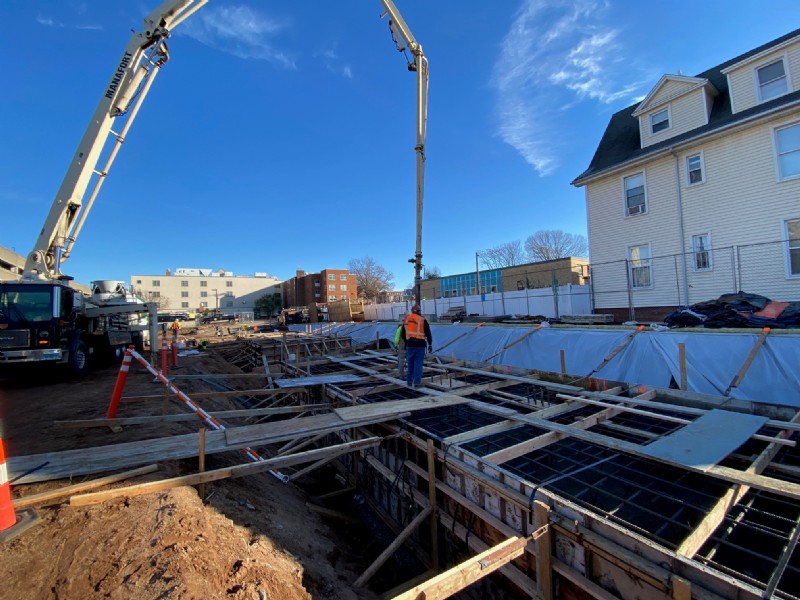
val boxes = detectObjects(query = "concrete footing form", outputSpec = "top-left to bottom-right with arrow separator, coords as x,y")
261,323 -> 800,599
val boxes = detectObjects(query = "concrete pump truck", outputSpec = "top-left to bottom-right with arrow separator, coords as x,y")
0,0 -> 207,376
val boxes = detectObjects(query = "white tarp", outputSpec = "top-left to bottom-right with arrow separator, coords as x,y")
290,323 -> 800,407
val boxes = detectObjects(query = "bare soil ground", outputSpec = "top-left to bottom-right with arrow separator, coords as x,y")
0,327 -> 378,600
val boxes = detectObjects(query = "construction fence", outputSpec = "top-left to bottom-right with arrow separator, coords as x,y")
363,284 -> 591,322
590,238 -> 800,321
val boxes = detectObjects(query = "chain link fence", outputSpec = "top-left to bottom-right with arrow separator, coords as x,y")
590,239 -> 800,320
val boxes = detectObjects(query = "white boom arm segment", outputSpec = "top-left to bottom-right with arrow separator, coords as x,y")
23,0 -> 207,281
379,0 -> 428,304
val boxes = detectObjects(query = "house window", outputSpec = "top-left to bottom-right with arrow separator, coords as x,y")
628,244 -> 652,288
776,123 -> 800,180
315,292 -> 320,298
340,284 -> 348,291
443,290 -> 449,298
329,295 -> 336,301
624,173 -> 646,216
328,274 -> 336,280
490,285 -> 498,293
517,280 -> 524,290
200,301 -> 207,308
757,59 -> 788,102
200,291 -> 208,298
151,291 -> 161,298
181,280 -> 188,287
200,281 -> 207,287
786,219 -> 800,277
687,153 -> 704,185
329,284 -> 336,291
181,302 -> 189,308
152,280 -> 161,287
135,279 -> 142,285
340,274 -> 347,280
692,234 -> 712,271
650,108 -> 670,134
226,281 -> 233,288
314,281 -> 320,287
181,291 -> 189,298
226,301 -> 234,307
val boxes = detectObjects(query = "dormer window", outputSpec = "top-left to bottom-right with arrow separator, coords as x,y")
757,59 -> 788,102
650,108 -> 670,134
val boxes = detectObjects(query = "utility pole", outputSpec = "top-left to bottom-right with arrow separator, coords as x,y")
475,252 -> 481,296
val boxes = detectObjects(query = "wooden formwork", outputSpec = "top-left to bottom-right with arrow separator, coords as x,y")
278,347 -> 800,600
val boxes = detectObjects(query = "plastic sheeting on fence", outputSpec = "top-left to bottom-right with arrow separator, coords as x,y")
291,322 -> 800,407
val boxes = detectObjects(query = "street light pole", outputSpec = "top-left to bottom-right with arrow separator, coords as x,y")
212,288 -> 219,311
475,252 -> 480,296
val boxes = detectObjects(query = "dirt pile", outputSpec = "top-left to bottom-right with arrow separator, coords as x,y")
0,344 -> 376,600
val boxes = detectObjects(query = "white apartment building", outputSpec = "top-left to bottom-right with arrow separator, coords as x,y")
573,28 -> 800,321
130,268 -> 282,316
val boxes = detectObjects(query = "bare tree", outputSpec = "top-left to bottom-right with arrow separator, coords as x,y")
423,266 -> 442,279
348,256 -> 394,301
479,241 -> 526,269
524,230 -> 588,261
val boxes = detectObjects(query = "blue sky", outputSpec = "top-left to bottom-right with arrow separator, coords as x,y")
1,1 -> 797,290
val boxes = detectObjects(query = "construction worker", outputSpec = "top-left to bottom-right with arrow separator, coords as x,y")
170,318 -> 181,341
394,321 -> 406,379
401,304 -> 432,388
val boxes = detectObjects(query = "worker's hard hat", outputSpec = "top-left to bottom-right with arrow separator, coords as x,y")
412,305 -> 421,313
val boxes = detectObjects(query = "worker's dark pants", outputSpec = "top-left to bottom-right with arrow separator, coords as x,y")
406,345 -> 426,386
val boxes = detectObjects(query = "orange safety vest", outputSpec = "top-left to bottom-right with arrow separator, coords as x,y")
404,313 -> 426,339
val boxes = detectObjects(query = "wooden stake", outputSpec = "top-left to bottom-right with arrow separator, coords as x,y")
534,500 -> 553,599
427,438 -> 439,572
198,427 -> 206,501
678,343 -> 687,391
560,349 -> 566,375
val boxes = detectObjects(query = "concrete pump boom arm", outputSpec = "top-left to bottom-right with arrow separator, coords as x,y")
22,0 -> 207,281
379,0 -> 428,304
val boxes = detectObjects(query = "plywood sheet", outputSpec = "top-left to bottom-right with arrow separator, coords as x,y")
274,374 -> 361,387
640,409 -> 767,471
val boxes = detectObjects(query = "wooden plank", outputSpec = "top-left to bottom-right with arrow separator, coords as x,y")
8,430 -> 229,484
334,395 -> 471,421
391,536 -> 529,600
274,374 -> 361,387
54,405 -> 330,429
119,388 -> 307,401
379,570 -> 437,600
12,465 -> 158,509
69,437 -> 382,507
483,406 -> 619,465
354,507 -> 432,588
225,412 -> 408,446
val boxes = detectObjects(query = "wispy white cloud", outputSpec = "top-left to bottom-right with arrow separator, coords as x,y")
180,5 -> 295,69
492,0 -> 645,176
315,46 -> 354,80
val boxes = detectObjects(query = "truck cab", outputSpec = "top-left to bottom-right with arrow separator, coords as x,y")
0,281 -> 78,368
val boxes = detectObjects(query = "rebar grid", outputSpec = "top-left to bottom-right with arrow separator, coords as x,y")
695,488 -> 800,597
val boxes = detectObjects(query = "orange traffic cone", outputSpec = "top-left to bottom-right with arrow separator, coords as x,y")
0,437 -> 16,531
0,436 -> 40,542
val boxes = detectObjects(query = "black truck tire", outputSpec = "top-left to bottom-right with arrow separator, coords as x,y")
68,339 -> 90,377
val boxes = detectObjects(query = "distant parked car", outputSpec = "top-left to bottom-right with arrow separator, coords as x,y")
201,313 -> 235,324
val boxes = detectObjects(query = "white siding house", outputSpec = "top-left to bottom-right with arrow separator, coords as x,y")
573,28 -> 800,321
